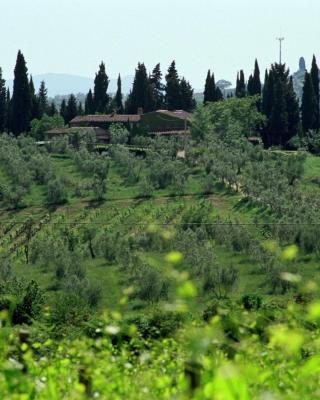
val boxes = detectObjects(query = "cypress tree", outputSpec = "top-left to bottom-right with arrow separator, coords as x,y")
38,81 -> 48,117
47,101 -> 57,117
60,99 -> 67,124
0,68 -> 6,132
114,74 -> 124,114
165,61 -> 181,110
252,59 -> 261,95
93,62 -> 110,113
285,77 -> 300,143
235,73 -> 240,96
262,70 -> 273,118
235,70 -> 246,98
12,50 -> 31,135
204,70 -> 217,103
29,75 -> 40,120
85,89 -> 95,114
215,86 -> 224,101
301,72 -> 316,133
65,94 -> 78,124
269,79 -> 288,146
262,63 -> 299,147
77,102 -> 84,116
149,63 -> 165,110
180,77 -> 195,112
310,55 -> 320,130
247,74 -> 254,96
6,89 -> 11,132
126,63 -> 150,113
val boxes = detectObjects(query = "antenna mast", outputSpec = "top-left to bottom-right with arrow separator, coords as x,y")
276,37 -> 285,64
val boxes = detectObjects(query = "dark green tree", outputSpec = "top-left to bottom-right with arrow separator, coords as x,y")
65,94 -> 78,124
85,89 -> 95,114
38,81 -> 48,117
77,101 -> 84,116
126,63 -> 150,113
203,70 -> 216,103
269,78 -> 288,146
235,70 -> 246,98
165,61 -> 181,110
247,74 -> 254,96
149,63 -> 165,110
261,70 -> 273,118
5,89 -> 11,132
180,77 -> 196,112
114,74 -> 124,114
12,51 -> 31,135
285,77 -> 300,143
29,75 -> 40,120
301,72 -> 317,133
262,63 -> 299,147
310,55 -> 319,130
252,59 -> 261,95
47,101 -> 57,116
215,86 -> 224,101
93,62 -> 110,113
60,99 -> 67,124
0,67 -> 6,132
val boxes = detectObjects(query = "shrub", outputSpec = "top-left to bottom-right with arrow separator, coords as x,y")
12,281 -> 44,325
86,284 -> 103,308
129,310 -> 183,339
241,294 -> 262,310
138,177 -> 154,198
135,265 -> 169,303
2,185 -> 26,208
203,265 -> 238,299
47,177 -> 68,204
109,123 -> 129,144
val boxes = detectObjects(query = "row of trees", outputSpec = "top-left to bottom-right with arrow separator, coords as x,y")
0,52 -> 62,135
204,57 -> 320,148
0,51 -> 86,134
1,52 -> 197,136
84,61 -> 196,115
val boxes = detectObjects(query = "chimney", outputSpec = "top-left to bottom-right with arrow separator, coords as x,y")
137,107 -> 144,115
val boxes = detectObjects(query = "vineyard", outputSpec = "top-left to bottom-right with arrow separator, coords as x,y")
2,104 -> 320,398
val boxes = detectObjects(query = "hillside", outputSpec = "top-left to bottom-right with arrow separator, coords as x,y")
2,98 -> 320,398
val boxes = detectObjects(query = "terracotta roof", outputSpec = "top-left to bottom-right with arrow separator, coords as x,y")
155,110 -> 191,120
70,114 -> 141,124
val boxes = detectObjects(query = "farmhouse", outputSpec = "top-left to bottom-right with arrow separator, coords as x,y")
69,109 -> 191,137
46,110 -> 191,144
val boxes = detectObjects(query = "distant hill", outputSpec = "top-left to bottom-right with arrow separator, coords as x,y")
7,73 -> 134,97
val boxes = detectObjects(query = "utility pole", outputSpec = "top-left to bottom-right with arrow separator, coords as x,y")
276,37 -> 285,64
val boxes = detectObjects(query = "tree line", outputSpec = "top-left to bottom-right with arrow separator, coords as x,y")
204,57 -> 320,148
0,50 -> 319,149
84,60 -> 196,115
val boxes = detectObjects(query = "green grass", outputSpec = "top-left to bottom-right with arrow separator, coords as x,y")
300,154 -> 320,193
3,151 -> 320,316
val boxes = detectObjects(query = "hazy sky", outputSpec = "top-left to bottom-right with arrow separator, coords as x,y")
1,0 -> 320,88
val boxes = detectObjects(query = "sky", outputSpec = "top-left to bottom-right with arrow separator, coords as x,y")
1,0 -> 320,89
